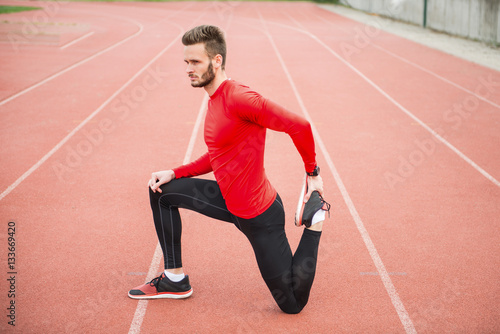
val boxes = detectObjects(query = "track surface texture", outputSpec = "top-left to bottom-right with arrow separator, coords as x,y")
0,1 -> 499,333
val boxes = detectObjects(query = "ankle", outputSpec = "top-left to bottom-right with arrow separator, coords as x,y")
164,268 -> 185,282
165,268 -> 184,275
306,221 -> 323,232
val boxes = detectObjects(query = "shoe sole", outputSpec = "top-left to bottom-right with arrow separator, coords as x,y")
295,173 -> 308,227
128,288 -> 193,300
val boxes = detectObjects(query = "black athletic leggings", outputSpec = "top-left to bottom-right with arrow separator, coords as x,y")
149,178 -> 321,314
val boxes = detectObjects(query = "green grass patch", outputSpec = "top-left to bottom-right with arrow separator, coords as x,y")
0,6 -> 41,14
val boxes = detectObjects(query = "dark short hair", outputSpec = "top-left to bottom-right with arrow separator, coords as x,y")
182,25 -> 226,70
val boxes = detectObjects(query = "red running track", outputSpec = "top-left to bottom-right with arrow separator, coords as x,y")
0,1 -> 499,333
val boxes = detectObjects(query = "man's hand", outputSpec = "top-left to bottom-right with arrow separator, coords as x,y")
304,175 -> 324,202
149,170 -> 176,193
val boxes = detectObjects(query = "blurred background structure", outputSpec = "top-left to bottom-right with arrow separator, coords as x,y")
339,0 -> 500,46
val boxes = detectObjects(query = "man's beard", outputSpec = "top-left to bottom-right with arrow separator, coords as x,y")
191,62 -> 216,88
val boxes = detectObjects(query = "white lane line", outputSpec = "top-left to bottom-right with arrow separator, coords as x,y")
0,26 -> 184,202
271,17 -> 500,188
311,13 -> 500,110
60,31 -> 95,50
0,2 -> 196,108
257,11 -> 418,334
127,93 -> 208,334
0,21 -> 144,107
184,94 -> 210,165
372,44 -> 500,110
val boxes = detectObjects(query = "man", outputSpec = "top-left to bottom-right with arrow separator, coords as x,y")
128,25 -> 329,314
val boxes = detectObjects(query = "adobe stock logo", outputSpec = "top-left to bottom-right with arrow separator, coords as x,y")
384,74 -> 499,190
7,1 -> 68,52
339,0 -> 407,61
51,65 -> 169,182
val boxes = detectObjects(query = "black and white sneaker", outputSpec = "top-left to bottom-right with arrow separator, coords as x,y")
297,190 -> 331,227
295,175 -> 331,228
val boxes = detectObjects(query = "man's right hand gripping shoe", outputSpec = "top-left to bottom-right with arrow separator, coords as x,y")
128,273 -> 193,299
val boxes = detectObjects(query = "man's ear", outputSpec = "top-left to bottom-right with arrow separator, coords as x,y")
213,54 -> 223,69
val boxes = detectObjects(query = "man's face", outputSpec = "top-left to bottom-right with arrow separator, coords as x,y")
184,43 -> 216,88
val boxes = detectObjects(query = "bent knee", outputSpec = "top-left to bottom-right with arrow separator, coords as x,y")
279,304 -> 303,314
148,185 -> 166,204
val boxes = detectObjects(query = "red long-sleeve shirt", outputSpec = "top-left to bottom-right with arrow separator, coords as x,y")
173,79 -> 316,218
